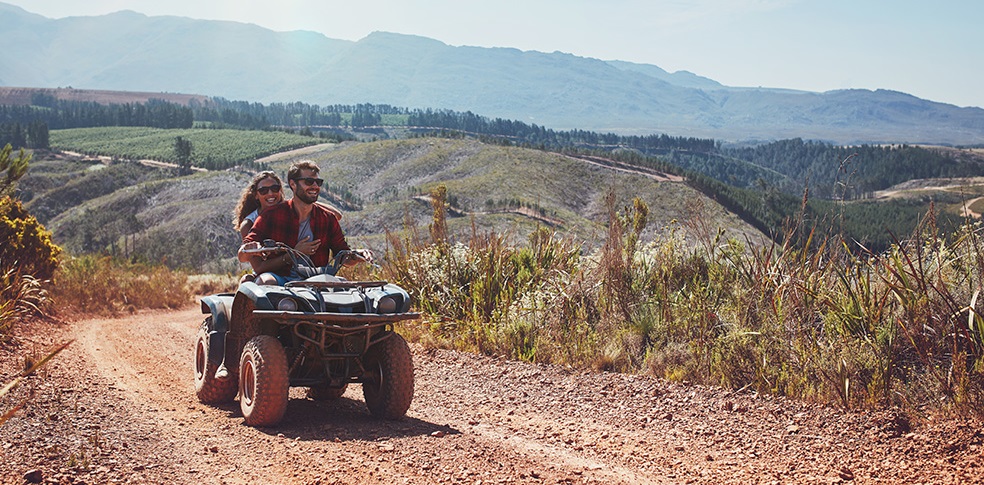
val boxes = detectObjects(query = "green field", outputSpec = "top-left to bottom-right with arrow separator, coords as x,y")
50,127 -> 322,170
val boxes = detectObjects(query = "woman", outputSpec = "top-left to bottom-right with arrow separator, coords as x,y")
234,171 -> 286,239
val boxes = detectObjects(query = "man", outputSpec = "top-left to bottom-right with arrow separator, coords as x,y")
238,160 -> 364,284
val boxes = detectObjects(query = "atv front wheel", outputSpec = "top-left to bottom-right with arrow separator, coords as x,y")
194,319 -> 237,404
362,332 -> 414,419
239,335 -> 289,426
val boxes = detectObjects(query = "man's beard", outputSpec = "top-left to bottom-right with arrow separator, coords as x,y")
294,187 -> 319,204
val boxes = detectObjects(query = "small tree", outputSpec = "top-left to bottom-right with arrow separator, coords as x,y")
174,136 -> 193,175
27,121 -> 49,149
429,184 -> 449,246
0,144 -> 29,197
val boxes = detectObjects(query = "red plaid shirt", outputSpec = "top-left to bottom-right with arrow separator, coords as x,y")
245,199 -> 349,272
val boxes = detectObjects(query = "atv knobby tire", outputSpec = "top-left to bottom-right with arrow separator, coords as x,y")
194,318 -> 237,404
307,383 -> 348,401
362,332 -> 414,419
239,335 -> 289,426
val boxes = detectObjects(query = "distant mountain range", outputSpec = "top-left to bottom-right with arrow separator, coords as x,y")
2,2 -> 983,146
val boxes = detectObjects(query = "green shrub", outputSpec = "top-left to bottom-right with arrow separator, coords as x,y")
0,195 -> 60,334
0,196 -> 61,281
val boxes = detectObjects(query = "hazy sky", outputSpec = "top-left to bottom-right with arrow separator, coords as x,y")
6,0 -> 982,108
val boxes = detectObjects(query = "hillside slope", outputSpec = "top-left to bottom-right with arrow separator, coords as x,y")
30,138 -> 764,269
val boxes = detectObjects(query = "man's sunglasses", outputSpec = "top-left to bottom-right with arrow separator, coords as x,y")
256,184 -> 281,195
293,177 -> 324,187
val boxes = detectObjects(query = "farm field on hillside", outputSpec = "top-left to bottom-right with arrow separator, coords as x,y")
50,127 -> 323,170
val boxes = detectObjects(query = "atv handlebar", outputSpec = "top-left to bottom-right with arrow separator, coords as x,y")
242,239 -> 375,276
241,238 -> 287,253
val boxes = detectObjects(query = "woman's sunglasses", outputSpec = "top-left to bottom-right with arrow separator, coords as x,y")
256,185 -> 282,195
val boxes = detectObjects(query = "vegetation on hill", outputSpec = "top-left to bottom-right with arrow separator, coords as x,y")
23,159 -> 170,224
28,138 -> 759,273
686,170 -> 967,252
0,120 -> 49,150
717,139 -> 984,198
49,127 -> 322,170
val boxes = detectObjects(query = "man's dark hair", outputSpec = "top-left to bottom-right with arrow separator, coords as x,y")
288,160 -> 320,181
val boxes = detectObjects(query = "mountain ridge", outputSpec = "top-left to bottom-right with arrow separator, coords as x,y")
2,2 -> 983,145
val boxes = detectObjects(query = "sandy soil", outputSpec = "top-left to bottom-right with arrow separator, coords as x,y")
1,307 -> 982,484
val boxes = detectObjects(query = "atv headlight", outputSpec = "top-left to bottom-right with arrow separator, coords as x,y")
277,297 -> 298,311
377,296 -> 397,314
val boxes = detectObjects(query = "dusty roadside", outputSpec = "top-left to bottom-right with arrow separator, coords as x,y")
1,307 -> 982,484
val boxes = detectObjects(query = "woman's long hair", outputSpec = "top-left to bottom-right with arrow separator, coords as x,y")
232,171 -> 282,229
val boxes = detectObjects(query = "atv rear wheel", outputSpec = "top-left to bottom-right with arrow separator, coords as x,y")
307,383 -> 348,401
362,332 -> 414,419
239,335 -> 289,426
194,319 -> 237,404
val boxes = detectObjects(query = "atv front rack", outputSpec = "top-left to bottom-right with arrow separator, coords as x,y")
284,280 -> 389,290
250,310 -> 420,325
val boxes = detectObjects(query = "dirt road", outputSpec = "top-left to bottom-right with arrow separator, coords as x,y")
2,307 -> 982,484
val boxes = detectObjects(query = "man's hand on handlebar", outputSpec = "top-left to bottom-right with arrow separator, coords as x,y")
341,249 -> 374,267
238,240 -> 286,263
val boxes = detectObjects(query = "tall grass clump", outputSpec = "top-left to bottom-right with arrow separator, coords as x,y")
52,255 -> 193,316
0,270 -> 50,338
383,185 -> 984,415
384,185 -> 588,362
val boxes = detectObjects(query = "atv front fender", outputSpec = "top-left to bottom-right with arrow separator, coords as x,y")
235,281 -> 276,310
200,294 -> 234,366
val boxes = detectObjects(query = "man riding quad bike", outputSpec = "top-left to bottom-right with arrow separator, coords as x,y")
195,242 -> 419,426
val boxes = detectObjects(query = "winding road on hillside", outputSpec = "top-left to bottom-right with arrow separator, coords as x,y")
2,308 -> 982,484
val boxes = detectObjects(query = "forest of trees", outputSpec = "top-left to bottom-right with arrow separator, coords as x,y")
0,93 -> 195,130
190,99 -> 396,129
657,138 -> 984,201
405,108 -> 716,152
718,138 -> 984,199
0,121 -> 49,149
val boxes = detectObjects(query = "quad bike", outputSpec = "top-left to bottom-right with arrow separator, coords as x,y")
195,242 -> 419,426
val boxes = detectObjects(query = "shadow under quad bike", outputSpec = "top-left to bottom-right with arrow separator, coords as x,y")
195,243 -> 419,426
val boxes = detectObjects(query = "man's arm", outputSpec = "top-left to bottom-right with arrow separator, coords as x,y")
238,210 -> 288,270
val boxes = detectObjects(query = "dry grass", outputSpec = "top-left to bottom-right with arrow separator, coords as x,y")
51,255 -> 194,317
0,340 -> 72,426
